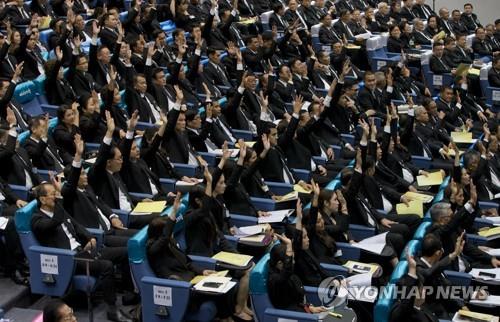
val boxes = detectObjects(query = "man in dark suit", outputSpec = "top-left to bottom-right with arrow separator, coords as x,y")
453,34 -> 474,65
488,56 -> 500,87
400,0 -> 417,22
99,13 -> 120,50
125,50 -> 163,123
413,18 -> 434,46
243,36 -> 266,73
390,251 -> 439,322
185,109 -> 215,152
145,66 -> 177,113
18,27 -> 46,81
298,0 -> 321,29
269,3 -> 289,33
450,10 -> 468,35
435,86 -> 466,132
336,0 -> 355,13
319,13 -> 342,45
0,114 -> 41,189
334,10 -> 360,42
24,117 -> 66,172
284,0 -> 308,32
0,63 -> 30,130
438,8 -> 455,38
274,65 -> 296,104
152,30 -> 176,67
357,71 -> 388,116
412,0 -> 435,20
4,0 -> 31,26
67,41 -> 101,97
461,3 -> 482,34
413,234 -> 464,320
32,180 -> 133,322
472,28 -> 499,57
430,43 -> 454,74
88,112 -> 156,228
204,47 -> 234,89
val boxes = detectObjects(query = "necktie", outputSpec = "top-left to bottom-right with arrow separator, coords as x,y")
345,23 -> 354,38
82,190 -> 109,230
217,64 -> 230,86
279,152 -> 294,183
359,198 -> 377,227
9,103 -> 28,129
113,173 -> 133,205
216,118 -> 236,143
142,94 -> 160,123
422,5 -> 431,19
6,56 -> 15,74
19,6 -> 29,19
45,143 -> 64,172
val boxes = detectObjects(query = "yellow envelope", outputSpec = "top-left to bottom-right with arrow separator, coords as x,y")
416,171 -> 443,186
396,200 -> 424,217
404,192 -> 434,203
239,235 -> 266,243
458,310 -> 494,322
212,252 -> 253,267
437,30 -> 446,40
451,131 -> 474,143
294,184 -> 312,194
345,44 -> 361,49
478,227 -> 500,238
132,201 -> 167,213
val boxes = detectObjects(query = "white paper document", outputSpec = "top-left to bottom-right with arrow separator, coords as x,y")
176,179 -> 203,187
484,248 -> 500,257
0,217 -> 8,230
469,268 -> 500,281
193,276 -> 235,293
470,295 -> 500,307
258,209 -> 294,224
235,225 -> 265,237
352,232 -> 388,255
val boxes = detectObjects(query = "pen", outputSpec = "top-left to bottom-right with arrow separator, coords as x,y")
328,312 -> 343,319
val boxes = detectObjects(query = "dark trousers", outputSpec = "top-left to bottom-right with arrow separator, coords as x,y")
0,218 -> 25,274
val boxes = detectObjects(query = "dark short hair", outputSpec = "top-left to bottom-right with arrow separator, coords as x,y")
463,3 -> 473,8
43,299 -> 68,322
422,233 -> 442,257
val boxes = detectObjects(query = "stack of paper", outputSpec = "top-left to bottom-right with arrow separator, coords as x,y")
416,171 -> 443,186
469,268 -> 500,281
452,310 -> 497,322
396,200 -> 424,217
484,248 -> 500,257
258,209 -> 294,224
485,217 -> 500,226
470,294 -> 500,307
212,149 -> 240,157
0,217 -> 9,230
336,273 -> 378,303
176,179 -> 203,187
234,225 -> 265,238
343,261 -> 380,275
404,191 -> 434,203
351,232 -> 387,255
212,252 -> 253,267
192,276 -> 236,294
275,191 -> 299,202
478,227 -> 500,240
132,201 -> 166,215
235,141 -> 256,148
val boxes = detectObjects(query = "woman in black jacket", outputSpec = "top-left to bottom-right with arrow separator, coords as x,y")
387,25 -> 405,53
147,194 -> 253,322
52,104 -> 80,165
79,93 -> 107,143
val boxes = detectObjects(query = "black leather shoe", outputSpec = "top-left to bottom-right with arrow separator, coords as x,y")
10,270 -> 29,286
107,309 -> 134,322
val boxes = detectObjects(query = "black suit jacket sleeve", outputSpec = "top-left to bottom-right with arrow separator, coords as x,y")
88,138 -> 113,187
0,82 -> 16,118
61,164 -> 82,200
277,116 -> 299,149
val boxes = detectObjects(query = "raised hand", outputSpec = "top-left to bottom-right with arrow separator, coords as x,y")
128,110 -> 139,130
74,133 -> 84,156
13,62 -> 24,82
262,133 -> 270,151
174,85 -> 184,103
292,95 -> 303,114
105,110 -> 116,134
6,107 -> 16,126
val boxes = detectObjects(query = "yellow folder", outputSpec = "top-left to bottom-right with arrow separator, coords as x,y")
212,252 -> 253,267
396,200 -> 424,217
478,227 -> 500,238
458,309 -> 494,322
451,131 -> 474,143
132,201 -> 166,213
416,172 -> 443,186
294,184 -> 312,194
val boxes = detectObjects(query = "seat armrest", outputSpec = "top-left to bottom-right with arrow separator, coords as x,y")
172,163 -> 197,177
86,228 -> 104,248
411,155 -> 432,169
320,263 -> 349,277
291,168 -> 311,182
129,192 -> 154,200
9,184 -> 29,200
136,122 -> 158,130
466,234 -> 487,246
264,182 -> 293,196
111,209 -> 130,227
312,156 -> 327,166
478,201 -> 499,210
197,152 -> 218,166
232,129 -> 254,141
443,270 -> 472,287
340,134 -> 355,145
349,224 -> 376,240
159,178 -> 176,192
229,213 -> 259,227
337,242 -> 361,260
188,255 -> 217,270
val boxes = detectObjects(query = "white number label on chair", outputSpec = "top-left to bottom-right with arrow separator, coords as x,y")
492,90 -> 500,102
277,319 -> 298,322
433,75 -> 443,86
153,286 -> 172,307
40,254 -> 58,274
377,61 -> 386,69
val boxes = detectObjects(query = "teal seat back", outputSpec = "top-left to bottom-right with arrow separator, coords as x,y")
401,239 -> 421,261
250,253 -> 270,295
33,74 -> 47,95
390,260 -> 408,283
374,283 -> 396,322
128,225 -> 149,264
325,179 -> 340,190
14,81 -> 36,104
413,221 -> 432,240
14,200 -> 38,233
